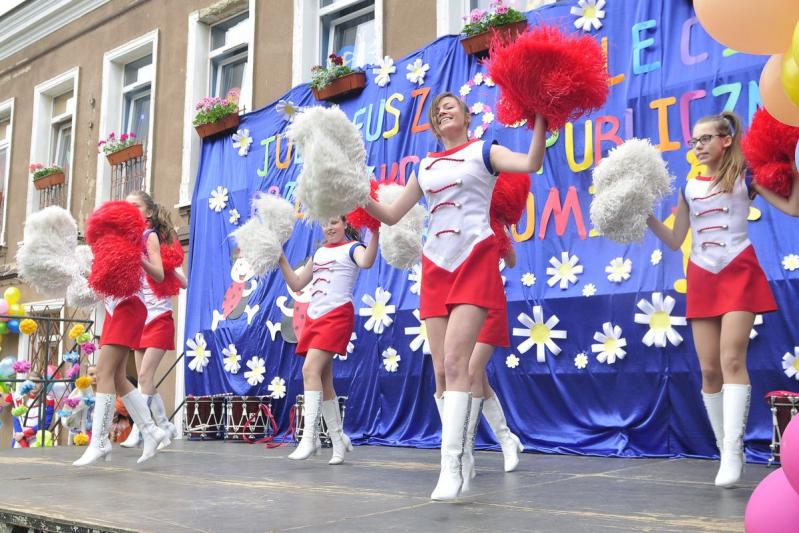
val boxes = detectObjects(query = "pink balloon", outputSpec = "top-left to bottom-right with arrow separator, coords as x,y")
782,415 -> 799,494
0,299 -> 9,314
745,468 -> 799,533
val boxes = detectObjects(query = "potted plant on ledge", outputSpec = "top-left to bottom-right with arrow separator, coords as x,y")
460,0 -> 528,57
310,53 -> 366,102
30,163 -> 65,190
99,132 -> 143,165
194,88 -> 241,139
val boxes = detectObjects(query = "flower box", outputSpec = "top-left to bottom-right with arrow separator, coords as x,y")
106,143 -> 144,165
460,20 -> 528,57
33,172 -> 65,190
312,71 -> 367,102
195,113 -> 241,139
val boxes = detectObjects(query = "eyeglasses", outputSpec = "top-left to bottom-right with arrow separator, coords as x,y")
687,134 -> 723,148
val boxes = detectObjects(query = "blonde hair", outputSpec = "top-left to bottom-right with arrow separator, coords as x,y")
427,92 -> 471,140
695,111 -> 746,193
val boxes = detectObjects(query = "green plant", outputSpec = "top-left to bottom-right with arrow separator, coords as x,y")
29,163 -> 64,181
310,53 -> 356,91
461,0 -> 525,38
193,88 -> 240,126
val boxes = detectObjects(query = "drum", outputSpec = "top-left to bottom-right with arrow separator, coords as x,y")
765,390 -> 799,465
293,395 -> 347,447
183,395 -> 226,440
225,396 -> 274,442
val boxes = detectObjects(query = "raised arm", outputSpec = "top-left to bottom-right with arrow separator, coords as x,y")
646,193 -> 690,251
489,114 -> 547,174
364,174 -> 423,226
753,172 -> 799,217
277,254 -> 313,293
353,229 -> 379,269
142,232 -> 165,282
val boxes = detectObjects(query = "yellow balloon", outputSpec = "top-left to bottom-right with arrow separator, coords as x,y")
3,287 -> 20,305
781,53 -> 799,107
761,54 -> 799,127
793,20 -> 799,64
8,304 -> 24,317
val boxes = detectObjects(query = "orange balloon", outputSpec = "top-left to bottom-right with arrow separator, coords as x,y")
694,0 -> 799,55
760,54 -> 799,127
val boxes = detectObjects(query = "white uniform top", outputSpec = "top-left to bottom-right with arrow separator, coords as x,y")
306,241 -> 363,319
417,140 -> 497,272
141,282 -> 172,324
684,175 -> 751,274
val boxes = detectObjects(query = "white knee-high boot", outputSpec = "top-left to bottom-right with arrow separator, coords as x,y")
149,392 -> 178,449
120,387 -> 143,449
289,391 -> 322,460
482,394 -> 523,472
434,394 -> 444,423
73,393 -> 115,466
715,384 -> 750,487
461,397 -> 484,493
121,390 -> 168,464
701,390 -> 724,455
322,399 -> 352,465
431,391 -> 471,501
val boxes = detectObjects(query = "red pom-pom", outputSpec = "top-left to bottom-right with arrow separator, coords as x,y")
491,218 -> 513,258
487,24 -> 609,131
346,180 -> 381,231
85,201 -> 146,244
146,239 -> 185,298
491,172 -> 530,226
88,235 -> 143,299
742,107 -> 799,197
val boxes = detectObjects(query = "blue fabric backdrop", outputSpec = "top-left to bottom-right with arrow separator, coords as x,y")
185,0 -> 799,461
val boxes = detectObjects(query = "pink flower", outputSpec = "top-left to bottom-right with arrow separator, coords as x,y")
81,342 -> 96,355
120,133 -> 128,141
12,360 -> 32,373
65,397 -> 80,408
470,8 -> 486,23
66,363 -> 80,379
496,4 -> 508,14
129,133 -> 136,138
97,140 -> 106,146
29,163 -> 43,172
108,132 -> 115,139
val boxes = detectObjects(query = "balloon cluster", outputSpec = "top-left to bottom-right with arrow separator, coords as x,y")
0,286 -> 26,336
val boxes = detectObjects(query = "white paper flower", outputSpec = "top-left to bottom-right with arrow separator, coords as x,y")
482,112 -> 495,125
606,257 -> 632,283
592,322 -> 627,364
582,283 -> 597,297
209,186 -> 229,212
650,249 -> 663,266
222,343 -> 241,374
406,58 -> 429,86
506,354 -> 520,368
459,83 -> 472,97
473,72 -> 484,85
404,309 -> 431,354
546,251 -> 584,290
268,376 -> 287,399
229,208 -> 241,225
783,347 -> 799,380
484,76 -> 495,87
782,254 -> 799,271
358,287 -> 396,334
471,102 -> 485,114
571,0 -> 606,32
276,99 -> 300,121
186,332 -> 210,373
473,125 -> 485,139
521,272 -> 536,287
574,352 -> 588,369
513,306 -> 567,363
232,128 -> 253,156
408,264 -> 422,295
634,292 -> 687,348
244,356 -> 266,386
750,315 -> 764,340
372,55 -> 396,87
382,347 -> 401,372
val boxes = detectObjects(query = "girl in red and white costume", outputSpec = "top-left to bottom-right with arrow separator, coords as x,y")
277,216 -> 378,465
366,92 -> 546,500
74,201 -> 170,466
121,191 -> 188,451
647,111 -> 799,487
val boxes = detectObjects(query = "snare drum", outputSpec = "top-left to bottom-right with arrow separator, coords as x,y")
765,390 -> 799,465
183,395 -> 226,440
225,396 -> 273,441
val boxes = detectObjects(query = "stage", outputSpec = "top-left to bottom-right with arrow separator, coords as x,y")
0,441 -> 765,532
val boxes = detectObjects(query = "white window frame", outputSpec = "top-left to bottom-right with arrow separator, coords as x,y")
27,67 -> 79,216
179,1 -> 255,207
292,0 -> 383,86
95,31 -> 158,206
17,298 -> 66,365
173,288 -> 188,439
209,12 -> 250,100
0,98 -> 14,246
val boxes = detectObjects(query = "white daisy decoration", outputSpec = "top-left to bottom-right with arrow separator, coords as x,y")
471,102 -> 485,114
359,287 -> 396,334
521,272 -> 536,287
651,249 -> 663,266
229,208 -> 241,225
459,83 -> 472,97
484,76 -> 495,87
208,186 -> 229,213
404,309 -> 431,354
244,356 -> 266,386
782,347 -> 799,380
275,99 -> 299,121
750,315 -> 764,340
222,343 -> 242,374
574,352 -> 588,370
482,112 -> 495,125
782,254 -> 799,271
506,354 -> 520,369
186,333 -> 210,373
267,376 -> 287,399
408,264 -> 422,295
606,257 -> 632,283
382,347 -> 401,373
372,55 -> 396,87
582,283 -> 597,297
406,58 -> 429,86
473,72 -> 484,85
634,292 -> 687,348
570,0 -> 606,32
546,251 -> 584,290
513,306 -> 567,363
591,322 -> 627,365
232,128 -> 253,156
473,125 -> 485,139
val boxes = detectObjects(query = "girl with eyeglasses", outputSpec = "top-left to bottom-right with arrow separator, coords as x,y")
646,111 -> 799,487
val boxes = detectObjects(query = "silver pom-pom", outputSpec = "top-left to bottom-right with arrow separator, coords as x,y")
230,195 -> 296,276
377,182 -> 425,270
17,206 -> 79,294
66,276 -> 100,309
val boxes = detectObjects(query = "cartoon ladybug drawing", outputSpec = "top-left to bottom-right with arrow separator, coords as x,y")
211,248 -> 260,331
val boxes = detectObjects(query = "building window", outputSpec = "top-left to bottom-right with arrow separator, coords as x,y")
0,102 -> 10,245
210,12 -> 250,98
122,54 -> 153,145
41,90 -> 74,210
320,0 -> 376,68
